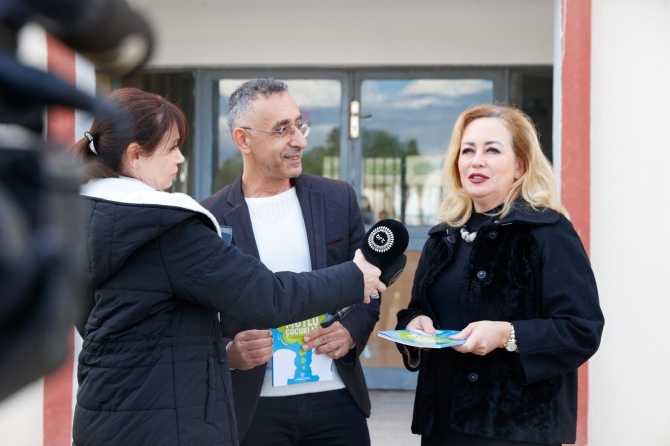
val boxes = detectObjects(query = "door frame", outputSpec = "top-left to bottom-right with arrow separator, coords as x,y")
192,66 -> 518,389
193,68 -> 352,201
193,67 -> 511,204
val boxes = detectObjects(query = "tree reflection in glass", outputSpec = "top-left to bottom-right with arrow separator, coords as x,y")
360,79 -> 494,226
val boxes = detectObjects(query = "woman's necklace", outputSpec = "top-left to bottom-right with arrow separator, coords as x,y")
461,205 -> 503,243
460,225 -> 477,243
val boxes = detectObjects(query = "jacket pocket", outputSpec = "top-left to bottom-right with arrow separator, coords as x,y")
205,357 -> 215,424
326,236 -> 344,248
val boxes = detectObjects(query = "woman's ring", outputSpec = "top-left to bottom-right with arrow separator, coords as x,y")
370,290 -> 380,299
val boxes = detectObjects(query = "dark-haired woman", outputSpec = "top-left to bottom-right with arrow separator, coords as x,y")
72,88 -> 384,446
397,104 -> 604,445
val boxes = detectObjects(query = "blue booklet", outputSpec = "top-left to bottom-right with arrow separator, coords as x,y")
377,329 -> 466,348
271,314 -> 334,387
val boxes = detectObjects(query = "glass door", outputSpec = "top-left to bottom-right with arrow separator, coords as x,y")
351,70 -> 504,382
352,71 -> 503,231
193,70 -> 351,199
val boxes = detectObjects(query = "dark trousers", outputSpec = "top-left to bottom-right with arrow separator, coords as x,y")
421,422 -> 561,446
241,389 -> 370,446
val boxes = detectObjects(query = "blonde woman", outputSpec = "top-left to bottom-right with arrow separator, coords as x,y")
396,104 -> 604,445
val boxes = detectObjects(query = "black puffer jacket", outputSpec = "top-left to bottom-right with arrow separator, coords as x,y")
73,177 -> 364,446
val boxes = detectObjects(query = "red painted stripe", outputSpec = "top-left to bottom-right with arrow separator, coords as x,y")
561,0 -> 591,445
43,330 -> 75,446
44,33 -> 76,446
46,34 -> 76,147
561,0 -> 592,251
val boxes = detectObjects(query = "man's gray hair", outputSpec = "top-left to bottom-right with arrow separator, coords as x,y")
227,78 -> 288,131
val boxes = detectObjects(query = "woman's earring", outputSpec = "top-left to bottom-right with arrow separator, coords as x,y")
134,162 -> 140,168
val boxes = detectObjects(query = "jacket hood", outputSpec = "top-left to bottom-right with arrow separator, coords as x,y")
81,177 -> 221,284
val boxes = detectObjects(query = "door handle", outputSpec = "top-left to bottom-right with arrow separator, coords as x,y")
349,100 -> 372,139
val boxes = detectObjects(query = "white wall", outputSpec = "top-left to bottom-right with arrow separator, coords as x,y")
0,381 -> 44,446
590,0 -> 670,444
129,0 -> 554,68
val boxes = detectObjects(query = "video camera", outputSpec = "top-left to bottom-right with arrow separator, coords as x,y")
0,0 -> 153,401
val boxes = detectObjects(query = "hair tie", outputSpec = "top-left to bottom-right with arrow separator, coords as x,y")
84,131 -> 98,155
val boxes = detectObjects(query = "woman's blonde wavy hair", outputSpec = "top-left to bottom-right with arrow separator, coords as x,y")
439,104 -> 568,227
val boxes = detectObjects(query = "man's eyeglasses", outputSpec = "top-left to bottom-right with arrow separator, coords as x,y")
241,121 -> 311,139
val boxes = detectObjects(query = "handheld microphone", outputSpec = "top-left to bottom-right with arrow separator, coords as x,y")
321,219 -> 409,328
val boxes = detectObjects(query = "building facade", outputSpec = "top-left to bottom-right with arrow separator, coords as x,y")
1,1 -> 669,445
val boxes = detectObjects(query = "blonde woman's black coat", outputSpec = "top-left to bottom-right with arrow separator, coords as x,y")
73,177 -> 364,446
397,204 -> 604,445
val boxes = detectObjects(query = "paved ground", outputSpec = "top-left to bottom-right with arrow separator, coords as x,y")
368,390 -> 420,446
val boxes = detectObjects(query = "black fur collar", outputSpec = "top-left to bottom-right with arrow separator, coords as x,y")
428,201 -> 560,237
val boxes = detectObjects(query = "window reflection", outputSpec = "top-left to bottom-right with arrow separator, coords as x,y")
360,79 -> 494,226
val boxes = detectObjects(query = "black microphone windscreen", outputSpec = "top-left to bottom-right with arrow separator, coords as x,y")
360,219 -> 409,270
321,219 -> 409,328
379,254 -> 407,287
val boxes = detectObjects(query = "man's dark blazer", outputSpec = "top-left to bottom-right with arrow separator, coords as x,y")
200,173 -> 381,441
